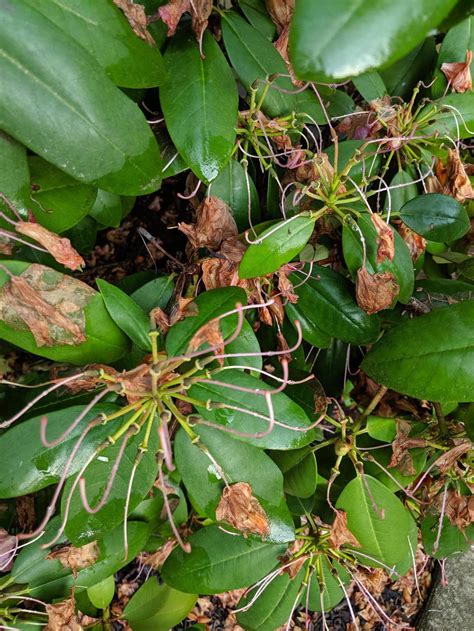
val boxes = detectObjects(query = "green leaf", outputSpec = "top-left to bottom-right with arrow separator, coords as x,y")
353,71 -> 387,101
175,426 -> 295,543
432,16 -> 474,99
336,474 -> 412,567
222,12 -> 324,122
24,0 -> 166,88
303,557 -> 349,612
210,160 -> 260,231
97,279 -> 152,351
124,578 -> 197,631
0,0 -> 162,194
385,169 -> 418,210
271,448 -> 318,498
189,370 -> 317,450
130,275 -> 174,313
367,416 -> 397,442
380,38 -> 437,100
161,525 -> 286,593
89,190 -> 123,228
239,215 -> 316,279
160,29 -> 238,183
28,157 -> 96,233
62,419 -> 159,545
417,93 -> 474,139
87,575 -> 115,610
421,515 -> 474,559
237,567 -> 305,630
342,212 -> 414,304
362,301 -> 474,402
166,286 -> 261,370
0,261 -> 130,365
12,518 -> 150,601
289,0 -> 456,81
0,131 -> 30,223
287,265 -> 380,345
0,403 -> 123,498
400,193 -> 470,242
239,0 -> 276,40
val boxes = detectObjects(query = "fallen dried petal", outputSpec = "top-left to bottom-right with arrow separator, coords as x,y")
16,222 -> 84,271
157,0 -> 190,36
389,420 -> 427,476
46,541 -> 99,574
113,0 -> 156,46
371,213 -> 395,262
188,318 -> 225,362
45,597 -> 83,631
216,482 -> 270,538
441,50 -> 473,93
328,510 -> 361,550
355,267 -> 399,314
179,196 -> 238,250
190,0 -> 212,51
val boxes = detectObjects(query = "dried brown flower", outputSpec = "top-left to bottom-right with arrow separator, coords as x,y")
355,267 -> 399,314
216,482 -> 270,538
16,222 -> 84,271
441,50 -> 473,93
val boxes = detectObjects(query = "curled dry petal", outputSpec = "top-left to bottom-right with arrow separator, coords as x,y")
113,0 -> 156,46
328,510 -> 361,550
46,541 -> 99,575
0,264 -> 94,347
157,0 -> 190,36
45,597 -> 83,631
427,149 -> 474,203
216,482 -> 270,538
190,0 -> 213,52
355,267 -> 399,314
388,420 -> 427,476
178,196 -> 238,250
151,306 -> 170,335
188,319 -> 225,364
398,222 -> 426,261
441,50 -> 473,93
16,222 -> 84,271
432,439 -> 472,474
370,213 -> 395,263
265,0 -> 294,32
442,490 -> 474,531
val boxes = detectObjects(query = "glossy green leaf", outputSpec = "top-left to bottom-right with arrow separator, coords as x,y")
161,525 -> 286,593
97,279 -> 152,351
304,557 -> 349,612
433,16 -> 474,99
385,169 -> 418,210
0,403 -> 123,498
89,190 -> 123,228
210,160 -> 260,231
353,71 -> 387,101
362,300 -> 474,402
124,578 -> 197,631
156,126 -> 189,178
160,29 -> 238,183
342,212 -> 414,303
166,286 -> 261,370
62,420 -> 159,545
287,265 -> 380,345
0,0 -> 162,194
417,93 -> 474,139
24,0 -> 166,88
175,426 -> 294,543
0,131 -> 30,223
189,370 -> 317,450
239,215 -> 316,279
12,518 -> 150,600
421,515 -> 474,559
380,38 -> 437,99
222,12 -> 324,121
336,474 -> 412,567
237,567 -> 305,630
239,0 -> 276,40
28,157 -> 96,233
400,193 -> 470,242
0,261 -> 130,365
130,275 -> 174,313
366,416 -> 397,442
289,0 -> 456,81
271,448 -> 318,498
87,575 -> 115,610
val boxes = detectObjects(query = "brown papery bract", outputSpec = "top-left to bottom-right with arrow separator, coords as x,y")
45,597 -> 83,631
113,0 -> 156,46
441,50 -> 473,93
328,510 -> 361,550
16,221 -> 84,271
178,196 -> 238,250
355,267 -> 399,314
370,213 -> 395,263
216,482 -> 270,538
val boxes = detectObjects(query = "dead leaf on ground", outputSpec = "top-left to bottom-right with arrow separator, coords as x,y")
441,50 -> 473,93
355,267 -> 399,314
113,0 -> 156,46
46,541 -> 99,576
216,482 -> 270,538
328,510 -> 361,550
45,597 -> 83,631
371,213 -> 394,262
179,196 -> 238,250
388,420 -> 427,476
427,149 -> 474,203
0,264 -> 94,347
16,222 -> 84,271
